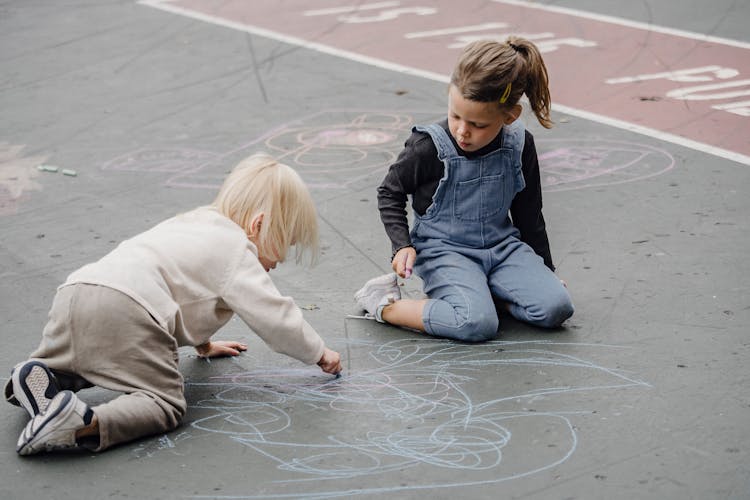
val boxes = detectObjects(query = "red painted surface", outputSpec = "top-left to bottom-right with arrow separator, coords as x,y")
156,0 -> 750,160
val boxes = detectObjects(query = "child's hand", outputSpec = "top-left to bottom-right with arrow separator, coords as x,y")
392,247 -> 416,279
317,347 -> 342,375
195,340 -> 248,358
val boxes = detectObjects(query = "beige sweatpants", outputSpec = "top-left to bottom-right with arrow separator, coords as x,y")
11,283 -> 187,451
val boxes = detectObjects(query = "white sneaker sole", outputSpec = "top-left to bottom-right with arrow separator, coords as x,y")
11,361 -> 59,418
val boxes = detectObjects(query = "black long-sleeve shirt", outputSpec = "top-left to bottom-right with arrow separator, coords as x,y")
377,119 -> 555,271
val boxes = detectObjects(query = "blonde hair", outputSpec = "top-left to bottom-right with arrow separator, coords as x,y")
450,37 -> 553,128
213,153 -> 319,265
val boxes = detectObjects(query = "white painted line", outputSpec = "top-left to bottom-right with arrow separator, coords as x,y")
605,66 -> 739,85
138,0 -> 450,83
304,2 -> 400,17
139,0 -> 750,166
492,0 -> 750,50
405,22 -> 509,39
552,103 -> 750,166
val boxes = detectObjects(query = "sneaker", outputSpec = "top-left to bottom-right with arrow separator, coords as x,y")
16,390 -> 94,455
354,273 -> 401,322
11,360 -> 60,418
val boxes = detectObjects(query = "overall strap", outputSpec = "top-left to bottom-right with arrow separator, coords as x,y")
414,123 -> 460,161
501,119 -> 526,168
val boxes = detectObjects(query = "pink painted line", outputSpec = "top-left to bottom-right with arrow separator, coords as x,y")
140,0 -> 750,165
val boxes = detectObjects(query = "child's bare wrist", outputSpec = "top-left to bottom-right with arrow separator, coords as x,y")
195,342 -> 211,355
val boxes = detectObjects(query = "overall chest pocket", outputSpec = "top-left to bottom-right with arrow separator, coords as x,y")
453,173 -> 506,222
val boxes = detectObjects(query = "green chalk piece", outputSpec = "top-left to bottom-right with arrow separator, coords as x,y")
61,169 -> 77,177
37,165 -> 59,172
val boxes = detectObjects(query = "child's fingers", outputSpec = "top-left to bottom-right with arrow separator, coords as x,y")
404,252 -> 415,279
325,362 -> 342,374
392,248 -> 415,279
202,341 -> 247,358
323,358 -> 339,373
401,253 -> 411,279
328,356 -> 341,372
391,256 -> 402,275
219,340 -> 247,351
229,344 -> 247,356
318,349 -> 342,374
396,268 -> 407,279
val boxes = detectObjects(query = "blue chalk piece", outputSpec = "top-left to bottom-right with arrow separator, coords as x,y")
335,372 -> 342,379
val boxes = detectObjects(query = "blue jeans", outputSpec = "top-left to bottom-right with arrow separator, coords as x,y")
417,238 -> 574,342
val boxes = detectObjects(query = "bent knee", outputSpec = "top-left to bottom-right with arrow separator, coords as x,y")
163,398 -> 187,427
433,312 -> 499,342
134,390 -> 186,428
529,297 -> 574,328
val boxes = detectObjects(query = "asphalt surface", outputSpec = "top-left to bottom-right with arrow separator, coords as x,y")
1,1 -> 748,499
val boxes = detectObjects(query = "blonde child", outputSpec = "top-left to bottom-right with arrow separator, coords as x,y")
6,153 -> 341,455
355,37 -> 574,341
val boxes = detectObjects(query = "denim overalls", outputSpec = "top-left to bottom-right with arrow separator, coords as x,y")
411,122 -> 574,342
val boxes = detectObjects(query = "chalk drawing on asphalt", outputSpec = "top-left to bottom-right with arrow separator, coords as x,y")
100,110 -> 436,191
99,113 -> 676,197
0,143 -> 46,216
538,138 -> 675,192
3,114 -> 678,217
163,338 -> 650,499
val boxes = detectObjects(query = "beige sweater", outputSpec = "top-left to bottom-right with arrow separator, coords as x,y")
63,206 -> 325,365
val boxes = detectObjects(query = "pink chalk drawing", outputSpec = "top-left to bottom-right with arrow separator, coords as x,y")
260,111 -> 417,189
101,110 -> 436,191
100,111 -> 676,193
0,143 -> 47,216
100,147 -> 224,189
537,138 -> 675,192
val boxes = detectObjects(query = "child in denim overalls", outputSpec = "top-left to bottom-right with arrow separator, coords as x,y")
355,37 -> 574,341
